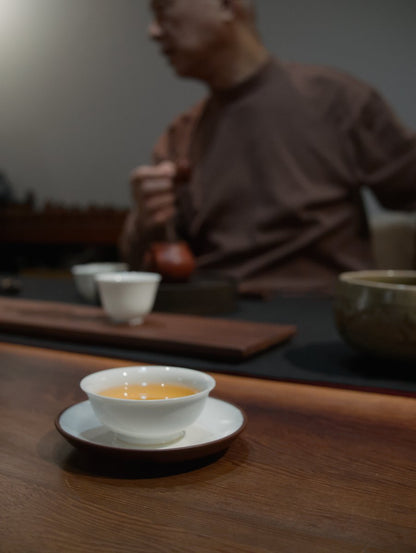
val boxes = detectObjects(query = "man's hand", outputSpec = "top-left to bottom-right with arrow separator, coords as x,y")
130,160 -> 177,230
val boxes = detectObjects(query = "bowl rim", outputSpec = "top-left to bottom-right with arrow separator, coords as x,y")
71,262 -> 128,275
95,271 -> 161,283
80,365 -> 216,404
338,270 -> 416,291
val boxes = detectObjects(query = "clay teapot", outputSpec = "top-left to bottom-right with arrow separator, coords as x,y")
145,240 -> 196,282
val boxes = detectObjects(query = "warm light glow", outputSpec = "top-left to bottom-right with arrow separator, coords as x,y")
0,0 -> 37,63
0,0 -> 24,35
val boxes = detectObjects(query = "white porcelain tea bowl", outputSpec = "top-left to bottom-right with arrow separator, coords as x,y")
71,262 -> 128,303
95,271 -> 161,325
80,365 -> 216,445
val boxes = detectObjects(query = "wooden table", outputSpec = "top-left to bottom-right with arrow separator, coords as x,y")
1,342 -> 416,552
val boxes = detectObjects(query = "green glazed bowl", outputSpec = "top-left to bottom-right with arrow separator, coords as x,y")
333,270 -> 416,361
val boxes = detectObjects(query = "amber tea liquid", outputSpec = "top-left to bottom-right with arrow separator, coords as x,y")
99,383 -> 198,400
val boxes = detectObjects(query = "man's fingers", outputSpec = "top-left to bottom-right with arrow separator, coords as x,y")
129,161 -> 177,227
152,205 -> 176,225
145,191 -> 176,214
130,160 -> 176,184
141,178 -> 173,195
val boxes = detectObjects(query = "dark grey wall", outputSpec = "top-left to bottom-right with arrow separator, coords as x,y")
1,0 -> 415,208
259,0 -> 416,125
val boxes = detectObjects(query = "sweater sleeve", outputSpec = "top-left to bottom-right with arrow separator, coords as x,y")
349,88 -> 416,210
152,100 -> 206,165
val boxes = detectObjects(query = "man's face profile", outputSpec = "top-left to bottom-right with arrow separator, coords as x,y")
148,0 -> 227,79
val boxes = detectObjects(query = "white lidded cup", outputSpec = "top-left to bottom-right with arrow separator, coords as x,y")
95,271 -> 161,325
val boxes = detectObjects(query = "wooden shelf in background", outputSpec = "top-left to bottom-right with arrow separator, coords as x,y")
0,207 -> 128,245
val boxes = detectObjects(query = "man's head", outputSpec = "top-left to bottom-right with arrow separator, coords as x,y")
148,0 -> 264,88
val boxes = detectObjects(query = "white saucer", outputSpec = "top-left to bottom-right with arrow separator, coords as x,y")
55,397 -> 246,462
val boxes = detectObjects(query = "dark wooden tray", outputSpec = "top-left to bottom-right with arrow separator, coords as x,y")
154,274 -> 237,315
0,297 -> 296,361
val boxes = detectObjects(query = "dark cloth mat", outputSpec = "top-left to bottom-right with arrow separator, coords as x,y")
1,275 -> 415,396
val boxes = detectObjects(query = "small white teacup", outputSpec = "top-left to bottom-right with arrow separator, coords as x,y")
96,271 -> 161,325
80,365 -> 216,445
71,262 -> 128,303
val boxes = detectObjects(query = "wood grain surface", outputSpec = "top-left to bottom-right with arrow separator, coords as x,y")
0,297 -> 296,360
1,342 -> 416,552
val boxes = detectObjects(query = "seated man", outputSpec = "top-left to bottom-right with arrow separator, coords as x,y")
120,0 -> 416,295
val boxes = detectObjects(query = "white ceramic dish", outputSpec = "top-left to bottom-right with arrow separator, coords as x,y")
96,271 -> 161,324
55,398 -> 246,462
